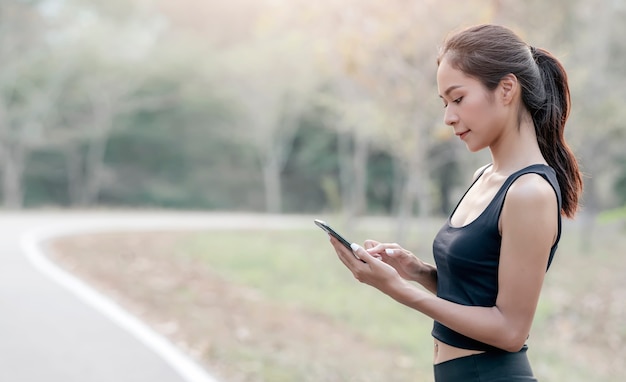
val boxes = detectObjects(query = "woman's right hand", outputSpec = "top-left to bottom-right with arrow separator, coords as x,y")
363,240 -> 424,282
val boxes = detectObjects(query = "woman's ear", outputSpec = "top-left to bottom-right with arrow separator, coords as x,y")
499,74 -> 518,105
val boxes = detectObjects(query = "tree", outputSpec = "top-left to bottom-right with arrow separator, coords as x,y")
303,0 -> 493,239
220,29 -> 321,213
0,1 -> 63,208
44,1 -> 177,206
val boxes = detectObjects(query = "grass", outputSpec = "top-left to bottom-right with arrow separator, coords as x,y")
182,228 -> 435,356
177,219 -> 625,382
48,216 -> 625,381
598,205 -> 626,224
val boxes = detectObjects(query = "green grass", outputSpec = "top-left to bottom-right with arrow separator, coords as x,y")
598,205 -> 626,224
178,219 -> 625,382
182,228 -> 434,356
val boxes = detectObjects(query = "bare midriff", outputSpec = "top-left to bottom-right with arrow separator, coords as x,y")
433,338 -> 485,364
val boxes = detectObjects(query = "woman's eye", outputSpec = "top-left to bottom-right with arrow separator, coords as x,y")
442,97 -> 462,108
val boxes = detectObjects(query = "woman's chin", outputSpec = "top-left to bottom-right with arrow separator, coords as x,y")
465,142 -> 487,153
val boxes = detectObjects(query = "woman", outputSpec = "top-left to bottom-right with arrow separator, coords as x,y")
329,24 -> 583,381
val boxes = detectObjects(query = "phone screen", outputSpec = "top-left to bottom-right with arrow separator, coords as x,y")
314,219 -> 362,260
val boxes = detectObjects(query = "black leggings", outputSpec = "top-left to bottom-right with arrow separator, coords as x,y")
433,345 -> 537,382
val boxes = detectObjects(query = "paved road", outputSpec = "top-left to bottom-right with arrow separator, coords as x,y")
0,210 -> 316,382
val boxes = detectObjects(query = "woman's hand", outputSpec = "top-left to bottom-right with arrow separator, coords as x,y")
363,240 -> 424,282
329,236 -> 404,294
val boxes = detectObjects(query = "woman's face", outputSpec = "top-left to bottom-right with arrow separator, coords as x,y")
437,57 -> 507,152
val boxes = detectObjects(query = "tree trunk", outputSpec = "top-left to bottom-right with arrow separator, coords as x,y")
338,131 -> 352,217
390,156 -> 405,216
65,144 -> 84,206
395,158 -> 431,244
579,145 -> 600,254
262,153 -> 282,213
81,133 -> 109,206
395,119 -> 431,244
1,144 -> 25,209
350,132 -> 368,217
395,174 -> 416,244
78,95 -> 114,206
395,147 -> 421,244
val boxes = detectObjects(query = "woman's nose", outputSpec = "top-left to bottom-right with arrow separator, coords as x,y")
443,107 -> 458,126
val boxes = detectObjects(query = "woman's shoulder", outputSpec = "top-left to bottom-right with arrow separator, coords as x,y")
500,172 -> 560,252
504,172 -> 559,215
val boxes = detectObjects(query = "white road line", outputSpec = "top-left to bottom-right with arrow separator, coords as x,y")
20,230 -> 220,382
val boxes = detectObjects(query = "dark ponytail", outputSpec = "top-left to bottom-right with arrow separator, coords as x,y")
438,24 -> 583,218
529,47 -> 583,218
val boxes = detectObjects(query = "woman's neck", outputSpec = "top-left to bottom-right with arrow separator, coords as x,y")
488,113 -> 546,175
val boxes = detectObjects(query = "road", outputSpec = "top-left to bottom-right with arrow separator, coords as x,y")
0,210 -> 315,382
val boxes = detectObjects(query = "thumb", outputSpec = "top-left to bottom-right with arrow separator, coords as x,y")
350,243 -> 377,263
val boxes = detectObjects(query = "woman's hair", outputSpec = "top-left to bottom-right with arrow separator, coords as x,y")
438,24 -> 583,218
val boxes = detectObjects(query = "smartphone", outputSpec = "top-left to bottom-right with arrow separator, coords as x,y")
314,219 -> 362,261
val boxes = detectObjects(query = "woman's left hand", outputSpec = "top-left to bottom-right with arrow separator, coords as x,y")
329,236 -> 405,294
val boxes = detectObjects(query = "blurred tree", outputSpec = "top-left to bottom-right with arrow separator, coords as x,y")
570,0 -> 626,214
302,0 -> 493,239
0,1 -> 64,208
4,0 -> 626,218
219,26 -> 321,213
281,116 -> 339,213
614,156 -> 626,206
43,0 -> 178,206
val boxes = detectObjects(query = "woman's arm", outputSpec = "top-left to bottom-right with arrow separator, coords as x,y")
413,262 -> 438,295
332,174 -> 558,352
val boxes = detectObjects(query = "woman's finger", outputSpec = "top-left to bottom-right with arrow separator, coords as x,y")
382,247 -> 410,261
330,236 -> 361,268
366,242 -> 402,256
363,239 -> 380,250
350,243 -> 378,263
365,243 -> 386,255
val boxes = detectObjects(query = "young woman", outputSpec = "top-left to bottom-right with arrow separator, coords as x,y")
328,24 -> 583,381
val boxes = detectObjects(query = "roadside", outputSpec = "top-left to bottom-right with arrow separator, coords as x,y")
21,210 -> 623,381
0,211 -> 223,382
46,231 -> 427,382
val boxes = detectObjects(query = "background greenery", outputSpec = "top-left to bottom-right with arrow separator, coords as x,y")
2,0 -> 625,229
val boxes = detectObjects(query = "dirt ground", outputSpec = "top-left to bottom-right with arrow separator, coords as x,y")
46,231 -> 428,382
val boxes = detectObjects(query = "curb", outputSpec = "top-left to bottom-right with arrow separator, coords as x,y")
20,230 -> 221,382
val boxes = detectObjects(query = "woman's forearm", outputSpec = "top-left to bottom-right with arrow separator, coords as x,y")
414,262 -> 438,294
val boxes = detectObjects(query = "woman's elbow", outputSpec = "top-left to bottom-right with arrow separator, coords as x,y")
496,331 -> 528,352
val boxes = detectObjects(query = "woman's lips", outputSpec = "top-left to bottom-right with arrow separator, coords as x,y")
457,130 -> 469,140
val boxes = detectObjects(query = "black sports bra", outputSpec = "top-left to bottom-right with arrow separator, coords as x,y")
431,164 -> 562,351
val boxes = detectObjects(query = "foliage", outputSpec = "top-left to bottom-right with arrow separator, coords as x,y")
614,157 -> 626,206
1,0 -> 624,216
